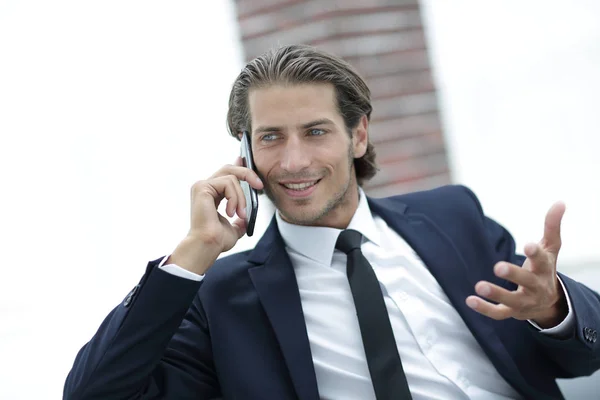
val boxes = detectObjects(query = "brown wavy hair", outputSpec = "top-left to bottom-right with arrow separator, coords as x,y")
226,44 -> 378,185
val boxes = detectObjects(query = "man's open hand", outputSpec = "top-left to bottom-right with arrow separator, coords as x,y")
466,202 -> 568,329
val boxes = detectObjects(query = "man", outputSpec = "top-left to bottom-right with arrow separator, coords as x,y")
64,45 -> 600,399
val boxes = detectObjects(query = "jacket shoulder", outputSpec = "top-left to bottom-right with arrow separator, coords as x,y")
383,184 -> 484,217
203,250 -> 254,283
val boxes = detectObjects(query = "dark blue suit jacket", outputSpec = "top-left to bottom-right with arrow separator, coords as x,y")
64,185 -> 600,399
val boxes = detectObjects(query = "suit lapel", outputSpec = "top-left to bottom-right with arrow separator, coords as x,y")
247,219 -> 320,400
368,197 -> 532,395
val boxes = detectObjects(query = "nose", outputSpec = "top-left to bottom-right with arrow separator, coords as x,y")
280,136 -> 311,173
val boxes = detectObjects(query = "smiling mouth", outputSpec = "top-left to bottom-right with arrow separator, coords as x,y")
280,179 -> 321,191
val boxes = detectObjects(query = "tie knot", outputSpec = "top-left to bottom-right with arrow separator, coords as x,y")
335,229 -> 363,254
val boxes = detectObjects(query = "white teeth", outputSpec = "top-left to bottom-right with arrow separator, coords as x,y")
283,181 -> 317,190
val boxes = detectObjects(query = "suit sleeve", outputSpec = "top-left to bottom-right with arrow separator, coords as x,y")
63,258 -> 221,399
461,185 -> 600,378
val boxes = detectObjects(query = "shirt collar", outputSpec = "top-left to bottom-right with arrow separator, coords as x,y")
276,188 -> 382,266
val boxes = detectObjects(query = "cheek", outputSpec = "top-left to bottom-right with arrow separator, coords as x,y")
332,147 -> 353,167
253,151 -> 275,180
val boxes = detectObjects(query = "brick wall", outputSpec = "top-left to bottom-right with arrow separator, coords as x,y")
234,0 -> 451,197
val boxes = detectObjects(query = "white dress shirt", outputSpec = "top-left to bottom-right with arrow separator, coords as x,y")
160,190 -> 573,399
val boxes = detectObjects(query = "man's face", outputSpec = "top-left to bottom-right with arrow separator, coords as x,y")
249,83 -> 368,228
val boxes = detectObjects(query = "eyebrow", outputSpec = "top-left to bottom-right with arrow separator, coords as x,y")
301,118 -> 335,129
253,118 -> 335,134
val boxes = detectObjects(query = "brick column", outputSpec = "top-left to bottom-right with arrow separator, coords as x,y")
234,0 -> 450,197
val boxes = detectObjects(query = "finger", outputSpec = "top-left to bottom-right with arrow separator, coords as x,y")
541,201 -> 565,254
228,175 -> 247,219
523,243 -> 554,274
474,281 -> 523,309
203,176 -> 241,218
240,167 -> 264,191
234,156 -> 243,167
231,217 -> 247,239
494,262 -> 538,289
225,178 -> 241,218
211,164 -> 264,190
188,182 -> 226,229
217,215 -> 246,252
466,295 -> 514,320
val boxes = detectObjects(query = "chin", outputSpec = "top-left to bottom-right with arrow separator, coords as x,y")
280,208 -> 315,224
281,203 -> 333,226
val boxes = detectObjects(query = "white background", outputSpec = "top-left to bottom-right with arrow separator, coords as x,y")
0,1 -> 266,398
422,0 -> 600,270
0,1 -> 598,398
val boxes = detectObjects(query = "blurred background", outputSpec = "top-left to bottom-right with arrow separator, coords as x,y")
0,0 -> 598,398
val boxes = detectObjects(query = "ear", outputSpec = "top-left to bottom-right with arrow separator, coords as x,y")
352,115 -> 369,158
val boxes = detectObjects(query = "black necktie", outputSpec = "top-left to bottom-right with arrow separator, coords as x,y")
336,229 -> 412,400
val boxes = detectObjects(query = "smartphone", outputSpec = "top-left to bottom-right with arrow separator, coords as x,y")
240,131 -> 259,236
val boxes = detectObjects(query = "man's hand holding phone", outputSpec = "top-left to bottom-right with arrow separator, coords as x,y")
168,157 -> 264,276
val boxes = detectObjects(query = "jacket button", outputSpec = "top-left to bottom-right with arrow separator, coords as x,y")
123,284 -> 140,307
583,327 -> 596,343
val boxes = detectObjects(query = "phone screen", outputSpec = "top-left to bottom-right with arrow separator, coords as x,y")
240,131 -> 259,236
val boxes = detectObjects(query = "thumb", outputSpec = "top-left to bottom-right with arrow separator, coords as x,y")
542,201 -> 566,254
232,218 -> 247,239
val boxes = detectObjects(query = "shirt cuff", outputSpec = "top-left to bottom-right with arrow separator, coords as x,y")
528,275 -> 574,336
158,256 -> 204,282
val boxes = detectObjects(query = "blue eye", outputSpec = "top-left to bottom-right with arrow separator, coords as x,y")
309,129 -> 325,136
261,133 -> 278,142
